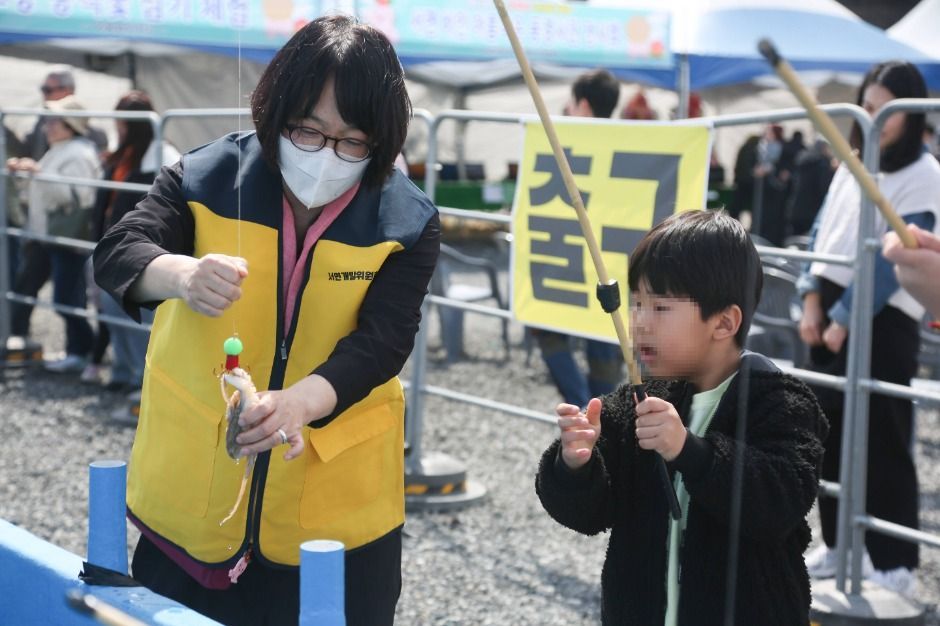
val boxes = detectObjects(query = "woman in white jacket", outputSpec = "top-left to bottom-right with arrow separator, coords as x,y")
799,61 -> 940,595
6,95 -> 100,372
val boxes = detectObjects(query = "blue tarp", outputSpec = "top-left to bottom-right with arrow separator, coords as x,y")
673,5 -> 940,90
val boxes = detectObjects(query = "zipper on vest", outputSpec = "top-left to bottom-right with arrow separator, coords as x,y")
274,245 -> 315,376
241,206 -> 315,564
236,202 -> 289,566
240,440 -> 270,572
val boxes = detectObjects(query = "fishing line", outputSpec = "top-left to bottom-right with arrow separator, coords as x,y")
222,17 -> 245,368
234,23 -> 243,338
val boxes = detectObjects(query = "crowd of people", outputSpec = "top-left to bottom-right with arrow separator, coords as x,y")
4,68 -> 177,412
728,124 -> 839,247
3,17 -> 940,625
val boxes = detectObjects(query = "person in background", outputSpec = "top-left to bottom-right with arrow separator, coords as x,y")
780,130 -> 806,185
727,134 -> 760,222
752,124 -> 788,246
4,125 -> 26,287
670,92 -> 703,120
786,139 -> 837,238
93,15 -> 438,625
620,89 -> 657,120
533,68 -> 623,409
799,61 -> 940,596
6,95 -> 100,373
24,66 -> 107,159
85,90 -> 181,392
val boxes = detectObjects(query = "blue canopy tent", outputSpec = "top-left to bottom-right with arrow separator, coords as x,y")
587,0 -> 940,119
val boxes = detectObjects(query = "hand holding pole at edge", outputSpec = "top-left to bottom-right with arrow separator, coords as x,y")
757,39 -> 917,249
492,0 -> 681,520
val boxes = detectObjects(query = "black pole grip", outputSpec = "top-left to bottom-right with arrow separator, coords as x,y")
634,383 -> 682,521
596,280 -> 621,313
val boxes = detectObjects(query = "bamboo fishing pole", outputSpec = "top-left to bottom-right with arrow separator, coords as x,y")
758,39 -> 918,249
492,0 -> 680,519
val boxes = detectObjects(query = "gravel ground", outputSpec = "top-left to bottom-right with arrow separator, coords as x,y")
2,244 -> 940,624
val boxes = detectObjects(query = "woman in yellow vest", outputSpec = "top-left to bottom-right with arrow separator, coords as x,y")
93,15 -> 439,626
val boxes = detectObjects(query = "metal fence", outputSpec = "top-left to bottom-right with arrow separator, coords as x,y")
3,102 -> 940,601
407,103 -> 940,599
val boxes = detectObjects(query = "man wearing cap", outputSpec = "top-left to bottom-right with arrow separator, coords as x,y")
6,95 -> 100,373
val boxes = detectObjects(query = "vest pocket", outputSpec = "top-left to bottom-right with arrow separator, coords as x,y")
300,401 -> 399,529
134,365 -> 223,519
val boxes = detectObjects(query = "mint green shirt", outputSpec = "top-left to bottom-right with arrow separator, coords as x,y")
664,372 -> 736,626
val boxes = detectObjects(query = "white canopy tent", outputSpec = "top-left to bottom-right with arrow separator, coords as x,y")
889,0 -> 940,60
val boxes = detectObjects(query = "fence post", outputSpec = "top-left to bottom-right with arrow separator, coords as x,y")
87,460 -> 128,574
402,288 -> 486,510
809,102 -> 925,626
0,113 -> 11,349
299,540 -> 344,626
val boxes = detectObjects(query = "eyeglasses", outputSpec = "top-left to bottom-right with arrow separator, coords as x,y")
40,84 -> 64,95
285,125 -> 372,163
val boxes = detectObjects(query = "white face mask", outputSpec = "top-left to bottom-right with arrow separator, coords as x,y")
278,135 -> 370,209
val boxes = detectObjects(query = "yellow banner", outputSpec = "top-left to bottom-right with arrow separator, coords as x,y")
511,120 -> 712,341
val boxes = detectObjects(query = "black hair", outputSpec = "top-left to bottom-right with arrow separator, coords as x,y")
106,90 -> 155,171
572,69 -> 620,119
627,210 -> 763,346
849,61 -> 927,173
251,15 -> 411,188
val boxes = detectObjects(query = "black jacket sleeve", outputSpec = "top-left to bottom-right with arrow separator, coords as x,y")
679,372 -> 827,540
93,161 -> 194,321
534,441 -> 613,536
535,383 -> 655,536
312,212 -> 441,421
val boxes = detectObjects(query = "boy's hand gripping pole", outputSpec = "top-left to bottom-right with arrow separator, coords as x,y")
758,39 -> 917,249
493,0 -> 681,520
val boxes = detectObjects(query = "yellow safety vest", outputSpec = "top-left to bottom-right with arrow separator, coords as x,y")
126,133 -> 435,567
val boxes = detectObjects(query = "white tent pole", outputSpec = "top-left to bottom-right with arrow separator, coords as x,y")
454,88 -> 468,181
676,53 -> 690,119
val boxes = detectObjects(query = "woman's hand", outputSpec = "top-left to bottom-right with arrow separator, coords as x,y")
800,292 -> 825,346
6,157 -> 38,173
235,374 -> 338,461
178,254 -> 248,317
822,321 -> 848,354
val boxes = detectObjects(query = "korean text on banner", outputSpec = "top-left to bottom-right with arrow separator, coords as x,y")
511,120 -> 712,342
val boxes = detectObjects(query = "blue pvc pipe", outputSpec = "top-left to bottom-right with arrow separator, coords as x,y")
87,460 -> 127,574
299,540 -> 345,626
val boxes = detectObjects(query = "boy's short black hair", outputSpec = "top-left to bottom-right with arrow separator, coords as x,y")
572,69 -> 620,119
628,210 -> 763,346
251,15 -> 411,188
